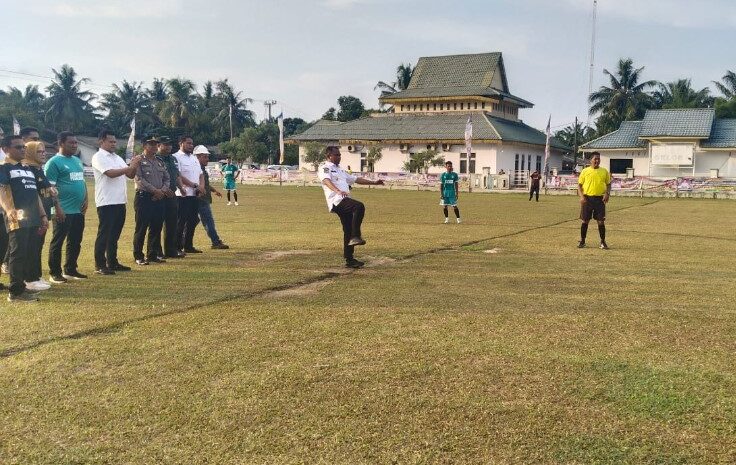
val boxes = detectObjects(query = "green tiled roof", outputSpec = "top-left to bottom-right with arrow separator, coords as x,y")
701,119 -> 736,148
582,121 -> 646,149
378,52 -> 533,108
288,113 -> 570,151
640,109 -> 714,138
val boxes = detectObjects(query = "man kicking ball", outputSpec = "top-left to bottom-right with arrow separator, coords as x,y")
318,146 -> 384,268
439,161 -> 461,223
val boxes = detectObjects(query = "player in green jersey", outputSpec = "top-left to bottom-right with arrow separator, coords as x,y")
221,157 -> 240,205
439,161 -> 461,224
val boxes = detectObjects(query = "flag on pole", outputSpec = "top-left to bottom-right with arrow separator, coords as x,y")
12,116 -> 20,135
277,112 -> 285,164
125,117 -> 136,162
464,116 -> 473,157
543,115 -> 551,176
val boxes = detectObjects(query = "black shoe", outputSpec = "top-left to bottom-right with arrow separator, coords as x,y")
49,274 -> 68,284
8,291 -> 39,302
600,242 -> 609,250
577,241 -> 586,248
111,264 -> 132,272
348,237 -> 366,246
148,257 -> 166,263
184,248 -> 203,254
0,283 -> 5,290
165,253 -> 185,259
135,259 -> 149,266
63,271 -> 88,280
345,259 -> 365,269
95,267 -> 115,275
211,243 -> 229,250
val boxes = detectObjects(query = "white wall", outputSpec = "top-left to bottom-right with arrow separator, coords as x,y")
694,150 -> 735,176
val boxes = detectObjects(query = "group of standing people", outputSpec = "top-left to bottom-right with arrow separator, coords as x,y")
0,128 -> 231,302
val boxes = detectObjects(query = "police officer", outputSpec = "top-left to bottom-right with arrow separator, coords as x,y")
153,136 -> 185,259
133,137 -> 171,265
318,146 -> 383,268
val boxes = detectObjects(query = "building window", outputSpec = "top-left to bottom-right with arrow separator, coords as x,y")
460,103 -> 464,110
420,104 -> 423,111
482,102 -> 486,109
360,153 -> 368,172
527,154 -> 532,172
413,104 -> 417,111
610,159 -> 633,174
536,155 -> 542,172
400,105 -> 404,111
474,102 -> 478,109
520,154 -> 525,171
454,103 -> 457,110
439,103 -> 444,110
514,154 -> 519,171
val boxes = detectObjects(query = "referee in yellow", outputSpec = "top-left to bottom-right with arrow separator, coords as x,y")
577,152 -> 611,249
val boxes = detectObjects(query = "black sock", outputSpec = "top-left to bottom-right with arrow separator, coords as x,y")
443,206 -> 448,218
580,223 -> 588,241
598,224 -> 606,242
234,192 -> 238,202
453,207 -> 460,219
227,191 -> 231,202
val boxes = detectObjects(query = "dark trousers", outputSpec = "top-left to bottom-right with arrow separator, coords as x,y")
48,213 -> 85,276
27,228 -> 46,281
95,204 -> 126,268
0,216 -> 7,275
176,196 -> 199,251
133,193 -> 165,261
529,184 -> 540,201
7,228 -> 33,296
331,198 -> 365,261
153,196 -> 178,257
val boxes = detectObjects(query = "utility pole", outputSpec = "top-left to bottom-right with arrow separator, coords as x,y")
229,104 -> 234,141
587,0 -> 598,126
264,100 -> 277,122
573,116 -> 579,168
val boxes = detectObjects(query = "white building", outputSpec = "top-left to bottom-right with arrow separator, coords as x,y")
290,52 -> 568,185
581,109 -> 736,178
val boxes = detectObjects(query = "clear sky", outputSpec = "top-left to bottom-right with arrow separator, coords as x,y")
2,0 -> 735,131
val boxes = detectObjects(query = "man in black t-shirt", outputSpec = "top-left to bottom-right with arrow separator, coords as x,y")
529,170 -> 541,202
0,135 -> 49,302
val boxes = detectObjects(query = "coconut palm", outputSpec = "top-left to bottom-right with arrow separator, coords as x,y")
214,79 -> 255,136
375,63 -> 414,96
653,79 -> 713,109
45,64 -> 97,132
713,70 -> 736,99
589,58 -> 656,135
100,80 -> 156,135
158,78 -> 197,128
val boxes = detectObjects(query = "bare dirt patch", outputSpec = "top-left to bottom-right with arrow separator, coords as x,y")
262,280 -> 334,299
236,249 -> 315,266
483,248 -> 502,254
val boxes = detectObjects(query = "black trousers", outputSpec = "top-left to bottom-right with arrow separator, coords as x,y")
48,213 -> 85,276
152,196 -> 178,257
7,227 -> 33,296
27,228 -> 46,282
95,204 -> 126,268
176,196 -> 199,251
529,184 -> 540,201
133,192 -> 165,261
331,198 -> 365,261
0,216 -> 7,274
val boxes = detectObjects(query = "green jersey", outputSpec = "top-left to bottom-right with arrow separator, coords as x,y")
44,154 -> 86,214
222,163 -> 238,182
440,171 -> 459,194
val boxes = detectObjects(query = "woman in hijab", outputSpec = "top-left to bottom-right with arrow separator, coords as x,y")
23,141 -> 54,291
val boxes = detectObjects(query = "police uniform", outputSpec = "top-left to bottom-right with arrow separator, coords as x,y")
318,161 -> 365,265
154,138 -> 182,258
133,145 -> 170,263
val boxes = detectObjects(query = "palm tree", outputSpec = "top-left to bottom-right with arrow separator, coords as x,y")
0,85 -> 47,133
375,63 -> 414,96
158,78 -> 197,128
713,71 -> 736,99
589,58 -> 656,135
653,79 -> 713,109
100,80 -> 155,135
214,79 -> 255,138
45,64 -> 97,132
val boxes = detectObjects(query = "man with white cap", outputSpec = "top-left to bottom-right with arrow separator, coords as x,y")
195,146 -> 229,250
173,135 -> 205,254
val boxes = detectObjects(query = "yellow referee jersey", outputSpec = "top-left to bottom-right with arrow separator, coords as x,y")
578,166 -> 611,196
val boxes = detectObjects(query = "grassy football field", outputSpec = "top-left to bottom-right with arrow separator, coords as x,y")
1,185 -> 734,464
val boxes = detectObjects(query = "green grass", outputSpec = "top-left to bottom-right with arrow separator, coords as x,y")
1,185 -> 734,464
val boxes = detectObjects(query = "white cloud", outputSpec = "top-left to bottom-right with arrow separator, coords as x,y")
320,0 -> 369,9
33,0 -> 181,18
561,0 -> 736,28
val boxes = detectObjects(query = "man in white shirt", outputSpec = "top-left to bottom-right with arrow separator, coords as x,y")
91,129 -> 141,275
318,146 -> 383,268
173,135 -> 205,254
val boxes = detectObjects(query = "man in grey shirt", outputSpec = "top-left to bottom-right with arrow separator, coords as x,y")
133,137 -> 171,265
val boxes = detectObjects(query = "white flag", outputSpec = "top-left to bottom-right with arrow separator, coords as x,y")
544,115 -> 551,175
12,116 -> 20,135
125,117 -> 136,162
464,116 -> 472,157
277,112 -> 285,164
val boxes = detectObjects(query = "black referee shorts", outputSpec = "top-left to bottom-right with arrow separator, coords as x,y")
580,195 -> 606,222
